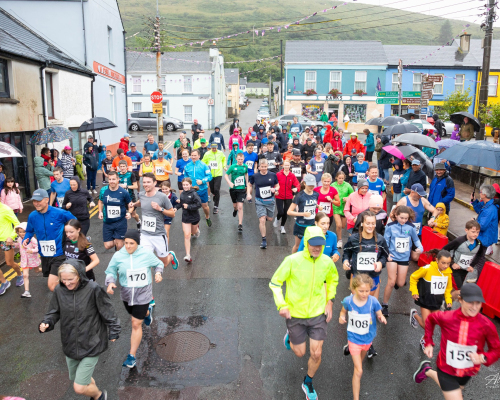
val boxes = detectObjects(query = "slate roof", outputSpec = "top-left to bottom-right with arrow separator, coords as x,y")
470,39 -> 500,70
246,82 -> 269,88
127,51 -> 213,73
0,8 -> 91,75
285,40 -> 388,64
240,77 -> 247,85
224,68 -> 239,84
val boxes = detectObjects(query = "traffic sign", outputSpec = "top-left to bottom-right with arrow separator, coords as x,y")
421,90 -> 433,100
151,91 -> 163,103
376,98 -> 398,104
420,107 -> 428,114
208,98 -> 214,105
422,82 -> 434,90
424,75 -> 443,83
420,99 -> 429,106
152,103 -> 162,113
402,98 -> 420,104
376,91 -> 398,97
419,114 -> 427,120
402,91 -> 421,97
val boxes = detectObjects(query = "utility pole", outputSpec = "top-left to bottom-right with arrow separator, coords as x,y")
398,59 -> 403,116
155,0 -> 163,143
280,40 -> 283,116
477,0 -> 496,141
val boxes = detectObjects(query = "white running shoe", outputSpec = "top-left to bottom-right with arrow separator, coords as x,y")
281,226 -> 286,234
410,308 -> 418,329
194,228 -> 201,238
93,189 -> 98,194
273,217 -> 279,228
337,239 -> 343,248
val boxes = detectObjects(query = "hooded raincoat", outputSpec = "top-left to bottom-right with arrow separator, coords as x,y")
34,156 -> 53,190
62,177 -> 93,221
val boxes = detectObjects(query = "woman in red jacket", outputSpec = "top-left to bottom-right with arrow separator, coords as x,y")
331,131 -> 343,152
323,124 -> 334,146
274,160 -> 301,234
414,283 -> 500,397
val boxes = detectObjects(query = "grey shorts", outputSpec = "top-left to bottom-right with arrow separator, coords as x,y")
285,314 -> 328,345
255,198 -> 275,219
66,355 -> 99,385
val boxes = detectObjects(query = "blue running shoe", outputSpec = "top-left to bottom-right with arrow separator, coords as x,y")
169,250 -> 179,270
283,330 -> 291,351
301,380 -> 318,400
0,281 -> 11,296
150,298 -> 156,307
16,275 -> 24,287
123,354 -> 136,368
144,305 -> 153,326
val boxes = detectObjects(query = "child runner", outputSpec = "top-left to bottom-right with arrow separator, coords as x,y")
298,212 -> 340,263
410,249 -> 453,351
160,181 -> 179,243
331,171 -> 354,248
313,173 -> 340,229
101,150 -> 113,185
14,223 -> 40,298
340,274 -> 387,400
382,205 -> 423,318
224,152 -> 249,232
64,220 -> 99,282
175,178 -> 202,263
139,154 -> 154,177
428,202 -> 449,236
352,153 -> 369,188
1,177 -> 23,215
391,159 -> 404,203
174,149 -> 192,193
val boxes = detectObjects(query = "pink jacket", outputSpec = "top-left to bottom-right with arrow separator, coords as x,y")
229,134 -> 243,150
1,188 -> 23,212
343,191 -> 372,229
15,237 -> 40,269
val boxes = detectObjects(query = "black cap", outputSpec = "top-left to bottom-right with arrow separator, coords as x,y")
460,283 -> 485,303
292,149 -> 301,156
124,230 -> 140,244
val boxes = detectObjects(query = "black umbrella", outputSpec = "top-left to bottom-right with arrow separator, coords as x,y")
449,112 -> 480,132
365,117 -> 384,126
401,113 -> 418,120
382,123 -> 420,136
397,144 -> 435,180
78,117 -> 118,132
381,116 -> 406,126
392,132 -> 438,149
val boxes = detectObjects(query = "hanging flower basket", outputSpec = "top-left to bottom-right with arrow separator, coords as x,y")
328,89 -> 342,97
354,89 -> 367,96
304,89 -> 317,96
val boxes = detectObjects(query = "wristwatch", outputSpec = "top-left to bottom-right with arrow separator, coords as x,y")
161,207 -> 165,212
481,354 -> 487,363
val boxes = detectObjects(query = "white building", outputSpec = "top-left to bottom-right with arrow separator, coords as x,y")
126,49 -> 226,131
239,77 -> 247,100
2,0 -> 127,146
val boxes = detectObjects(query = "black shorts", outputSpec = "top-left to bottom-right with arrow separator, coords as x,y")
182,214 -> 201,225
230,188 -> 246,204
41,255 -> 66,277
178,181 -> 184,191
394,259 -> 410,266
293,223 -> 310,239
437,368 -> 471,392
123,301 -> 150,320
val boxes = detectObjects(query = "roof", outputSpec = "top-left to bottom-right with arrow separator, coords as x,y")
470,39 -> 500,70
0,7 -> 92,75
127,51 -> 213,73
383,43 -> 481,68
224,68 -> 239,84
285,40 -> 388,64
240,77 -> 247,85
246,82 -> 269,88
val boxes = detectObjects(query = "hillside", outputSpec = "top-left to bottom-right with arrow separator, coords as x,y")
120,0 -> 489,82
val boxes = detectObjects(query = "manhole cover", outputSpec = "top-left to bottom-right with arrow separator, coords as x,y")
156,331 -> 211,362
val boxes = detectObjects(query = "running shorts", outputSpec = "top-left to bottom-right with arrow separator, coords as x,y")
102,218 -> 128,242
197,189 -> 208,203
141,233 -> 168,258
41,255 -> 66,277
123,301 -> 150,320
285,314 -> 328,345
66,355 -> 100,386
348,341 -> 371,356
255,198 -> 275,219
230,188 -> 246,204
293,223 -> 311,239
437,368 -> 471,392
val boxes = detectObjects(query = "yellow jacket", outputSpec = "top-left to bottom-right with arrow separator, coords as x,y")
0,202 -> 19,241
433,203 -> 449,236
410,261 -> 453,305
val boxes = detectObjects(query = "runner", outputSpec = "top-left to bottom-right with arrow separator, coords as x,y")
202,143 -> 226,214
396,183 -> 438,236
0,202 -> 23,296
352,153 -> 369,188
49,167 -> 71,208
175,177 -> 202,262
259,141 -> 282,174
413,284 -> 500,398
198,138 -> 209,159
143,133 -> 159,157
247,159 -> 279,249
290,149 -> 306,182
224,152 -> 248,231
353,195 -> 387,235
339,155 -> 355,186
139,154 -> 154,177
13,222 -> 40,298
366,164 -> 386,199
307,148 -> 326,187
209,126 -> 226,151
382,205 -> 424,318
344,179 -> 372,234
340,274 -> 387,400
24,189 -> 75,292
117,160 -> 141,229
298,212 -> 340,263
243,142 -> 258,180
409,250 -> 453,351
98,172 -> 132,251
62,177 -> 95,235
183,149 -> 212,226
270,226 -> 339,400
152,151 -> 173,187
64,219 -> 100,281
159,181 -> 179,242
174,149 -> 192,192
105,230 -> 163,368
275,160 -> 301,234
39,259 -> 120,400
331,171 -> 354,248
111,149 -> 132,172
126,142 -> 143,181
313,173 -> 340,228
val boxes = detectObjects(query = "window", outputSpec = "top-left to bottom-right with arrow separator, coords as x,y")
227,100 -> 232,107
45,72 -> 54,119
488,75 -> 498,97
392,73 -> 399,91
132,76 -> 141,93
413,73 -> 422,91
329,71 -> 341,91
107,26 -> 113,64
161,76 -> 166,93
184,105 -> 193,122
433,74 -> 444,94
344,104 -> 367,123
183,75 -> 192,93
109,85 -> 116,123
227,85 -> 232,93
162,101 -> 168,115
454,74 -> 465,93
354,71 -> 367,93
0,59 -> 9,98
133,102 -> 141,112
304,71 -> 316,91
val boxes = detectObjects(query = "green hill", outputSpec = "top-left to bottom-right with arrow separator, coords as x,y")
120,0 -> 489,82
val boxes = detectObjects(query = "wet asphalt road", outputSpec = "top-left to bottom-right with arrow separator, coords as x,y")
1,100 -> 500,400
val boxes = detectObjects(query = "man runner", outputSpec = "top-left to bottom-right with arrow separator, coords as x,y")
224,152 -> 249,231
50,167 -> 71,208
118,160 -> 141,229
202,143 -> 226,214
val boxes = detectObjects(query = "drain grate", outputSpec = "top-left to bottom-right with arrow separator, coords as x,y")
156,331 -> 211,362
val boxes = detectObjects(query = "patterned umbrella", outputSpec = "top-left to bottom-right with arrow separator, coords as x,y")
0,142 -> 26,158
437,139 -> 460,149
29,126 -> 73,145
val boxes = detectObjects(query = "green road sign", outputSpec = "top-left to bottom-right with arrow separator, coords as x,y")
376,98 -> 398,104
402,91 -> 421,97
376,91 -> 398,97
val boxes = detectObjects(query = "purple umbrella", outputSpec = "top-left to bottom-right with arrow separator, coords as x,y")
382,145 -> 405,160
437,139 -> 460,149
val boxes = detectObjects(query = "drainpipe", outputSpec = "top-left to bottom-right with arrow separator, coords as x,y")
211,71 -> 215,129
91,74 -> 95,140
123,30 -> 128,132
39,64 -> 47,128
81,0 -> 87,66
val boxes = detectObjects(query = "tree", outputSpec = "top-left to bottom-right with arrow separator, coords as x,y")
434,88 -> 473,121
478,103 -> 500,130
436,20 -> 452,45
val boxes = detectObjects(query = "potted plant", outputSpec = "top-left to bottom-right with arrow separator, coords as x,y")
354,89 -> 367,96
304,89 -> 317,96
328,88 -> 342,97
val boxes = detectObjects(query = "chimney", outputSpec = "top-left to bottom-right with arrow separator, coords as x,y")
459,33 -> 471,53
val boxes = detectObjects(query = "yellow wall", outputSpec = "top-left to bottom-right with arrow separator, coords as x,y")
474,71 -> 500,135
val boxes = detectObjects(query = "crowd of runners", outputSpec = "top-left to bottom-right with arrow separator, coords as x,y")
0,116 -> 499,400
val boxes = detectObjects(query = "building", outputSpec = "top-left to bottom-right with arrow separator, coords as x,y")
273,81 -> 283,115
0,8 -> 93,199
284,40 -> 388,132
2,0 -> 127,146
225,68 -> 239,118
246,82 -> 269,96
239,77 -> 247,100
126,49 -> 226,131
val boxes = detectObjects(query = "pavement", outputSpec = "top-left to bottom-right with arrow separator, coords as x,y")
1,101 -> 500,400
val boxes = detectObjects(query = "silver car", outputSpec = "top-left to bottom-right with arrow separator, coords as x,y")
274,114 -> 325,129
128,112 -> 184,132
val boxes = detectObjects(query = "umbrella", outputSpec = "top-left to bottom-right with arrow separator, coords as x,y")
397,145 -> 435,180
29,126 -> 73,145
437,140 -> 500,170
0,142 -> 26,158
381,116 -> 406,126
426,117 -> 435,125
382,145 -> 405,160
78,117 -> 117,132
392,132 -> 438,149
437,139 -> 460,149
382,123 -> 420,136
449,112 -> 480,132
365,117 -> 384,126
401,113 -> 418,120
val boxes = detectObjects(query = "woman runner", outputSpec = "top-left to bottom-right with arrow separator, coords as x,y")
313,172 -> 340,228
64,219 -> 100,281
175,177 -> 202,262
298,212 -> 340,262
274,160 -> 300,234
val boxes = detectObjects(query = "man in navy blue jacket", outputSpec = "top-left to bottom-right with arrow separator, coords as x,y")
428,163 -> 455,215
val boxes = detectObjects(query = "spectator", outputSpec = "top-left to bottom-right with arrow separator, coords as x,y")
458,117 -> 475,141
364,129 -> 375,162
391,159 -> 405,203
403,159 -> 427,195
50,149 -> 61,167
0,162 -> 4,193
60,145 -> 75,178
428,163 -> 455,215
450,124 -> 460,141
471,184 -> 499,255
191,119 -> 205,142
143,134 -> 159,157
399,158 -> 412,190
229,118 -> 239,135
428,202 -> 449,236
374,134 -> 383,160
118,133 -> 130,152
1,177 -> 23,215
433,114 -> 445,139
33,156 -> 53,192
75,155 -> 85,181
290,116 -> 303,134
343,132 -> 364,156
83,145 -> 98,194
339,155 -> 355,186
377,136 -> 392,183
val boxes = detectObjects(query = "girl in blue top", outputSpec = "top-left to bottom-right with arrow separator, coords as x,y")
340,274 -> 387,400
174,149 -> 192,193
352,153 -> 369,186
298,212 -> 340,262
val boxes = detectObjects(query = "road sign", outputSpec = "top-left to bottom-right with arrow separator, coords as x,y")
421,90 -> 433,100
419,114 -> 428,120
420,107 -> 428,114
422,82 -> 434,90
420,99 -> 429,106
402,97 -> 421,104
152,103 -> 162,113
208,98 -> 215,105
376,98 -> 398,104
151,91 -> 163,103
424,75 -> 443,83
402,91 -> 421,97
376,91 -> 398,97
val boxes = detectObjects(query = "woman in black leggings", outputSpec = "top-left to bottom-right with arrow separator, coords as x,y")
274,160 -> 301,234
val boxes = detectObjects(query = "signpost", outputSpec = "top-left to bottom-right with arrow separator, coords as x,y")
398,59 -> 403,115
420,99 -> 429,107
376,91 -> 398,97
402,91 -> 421,97
423,75 -> 443,83
421,90 -> 433,100
151,91 -> 163,103
402,97 -> 421,104
422,82 -> 434,90
152,103 -> 162,114
151,90 -> 163,140
376,98 -> 398,104
420,107 -> 428,114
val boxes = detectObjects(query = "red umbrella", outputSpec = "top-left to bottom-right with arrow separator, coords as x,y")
427,117 -> 435,125
382,145 -> 405,160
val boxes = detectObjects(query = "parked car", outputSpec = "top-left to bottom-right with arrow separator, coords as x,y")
274,114 -> 326,129
409,119 -> 435,133
128,112 -> 184,132
257,110 -> 270,120
442,121 -> 455,137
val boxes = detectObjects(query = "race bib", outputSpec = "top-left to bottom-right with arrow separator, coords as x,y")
210,161 -> 218,170
126,267 -> 148,288
357,172 -> 366,180
234,176 -> 245,186
260,186 -> 272,199
316,163 -> 324,172
107,205 -> 121,219
320,202 -> 331,214
446,341 -> 477,369
292,167 -> 302,177
142,216 -> 156,233
132,162 -> 137,169
431,275 -> 448,295
268,159 -> 276,168
357,252 -> 377,271
458,254 -> 474,270
347,312 -> 371,335
391,174 -> 400,184
413,222 -> 421,233
57,197 -> 64,207
246,161 -> 254,169
214,137 -> 221,144
304,205 -> 316,220
40,240 -> 56,257
155,167 -> 165,175
368,190 -> 379,196
253,147 -> 258,153
149,151 -> 155,157
395,237 -> 410,253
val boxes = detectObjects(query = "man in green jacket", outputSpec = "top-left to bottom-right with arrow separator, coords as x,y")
202,143 -> 227,214
269,226 -> 339,400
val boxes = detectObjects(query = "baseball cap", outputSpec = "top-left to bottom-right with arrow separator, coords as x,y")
63,145 -> 72,150
412,159 -> 421,166
124,133 -> 130,138
211,142 -> 218,147
130,142 -> 137,147
88,134 -> 94,139
357,179 -> 369,188
303,174 -> 316,186
292,149 -> 301,156
459,283 -> 485,303
251,132 -> 256,137
200,138 -> 207,143
308,235 -> 327,246
434,163 -> 445,170
305,127 -> 310,131
262,138 -> 269,144
369,195 -> 384,208
158,151 -> 164,157
411,183 -> 427,196
31,189 -> 48,201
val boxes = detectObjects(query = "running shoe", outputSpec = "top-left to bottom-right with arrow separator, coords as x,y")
283,330 -> 291,351
410,309 -> 419,329
184,255 -> 192,263
260,238 -> 267,249
273,218 -> 279,228
281,226 -> 286,234
213,207 -> 219,214
169,251 -> 179,270
233,209 -> 238,217
150,298 -> 155,307
0,281 -> 11,295
194,229 -> 201,238
337,239 -> 343,248
15,275 -> 24,287
367,344 -> 377,358
301,380 -> 318,400
144,305 -> 153,326
21,291 -> 31,298
122,354 -> 136,368
97,389 -> 107,400
420,335 -> 426,352
206,218 -> 212,227
413,360 -> 432,383
136,220 -> 141,230
207,195 -> 211,202
381,305 -> 389,318
343,343 -> 350,356
238,224 -> 243,232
